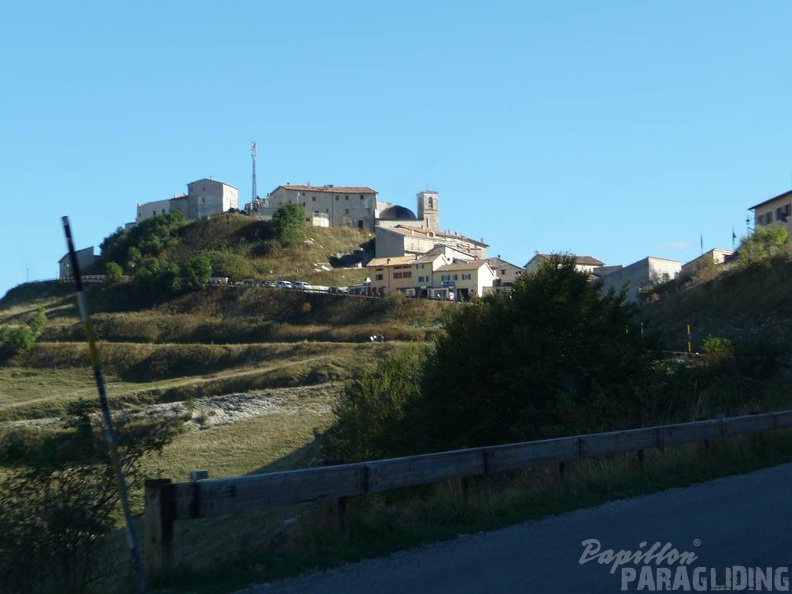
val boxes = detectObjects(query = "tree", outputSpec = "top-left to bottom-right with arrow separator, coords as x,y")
271,204 -> 305,246
181,255 -> 212,289
104,261 -> 124,284
0,400 -> 183,593
321,346 -> 427,462
133,257 -> 181,295
0,326 -> 35,360
417,254 -> 662,450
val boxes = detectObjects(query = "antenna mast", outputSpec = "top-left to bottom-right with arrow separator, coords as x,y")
251,141 -> 258,202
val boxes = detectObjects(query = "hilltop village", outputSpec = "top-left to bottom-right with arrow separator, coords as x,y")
59,175 -> 792,303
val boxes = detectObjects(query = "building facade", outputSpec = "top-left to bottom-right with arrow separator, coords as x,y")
136,178 -> 238,224
263,185 -> 378,231
58,246 -> 97,280
525,253 -> 605,275
681,249 -> 734,277
375,225 -> 488,260
598,256 -> 681,303
750,189 -> 792,234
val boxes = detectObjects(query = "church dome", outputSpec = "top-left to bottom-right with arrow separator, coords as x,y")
379,205 -> 417,221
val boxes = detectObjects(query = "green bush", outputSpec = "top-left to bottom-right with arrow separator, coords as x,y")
417,254 -> 663,449
0,400 -> 182,593
320,345 -> 428,462
0,326 -> 35,359
181,255 -> 212,289
737,225 -> 788,266
104,261 -> 124,284
271,204 -> 305,246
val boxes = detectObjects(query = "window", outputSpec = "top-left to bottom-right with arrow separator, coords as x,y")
360,194 -> 364,199
312,196 -> 316,202
345,195 -> 349,200
441,274 -> 451,282
428,197 -> 433,209
335,196 -> 339,201
462,273 -> 471,280
375,274 -> 383,281
345,209 -> 349,214
302,202 -> 306,207
394,272 -> 403,279
453,274 -> 458,281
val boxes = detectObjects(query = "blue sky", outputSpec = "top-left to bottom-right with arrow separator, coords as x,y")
2,1 -> 792,298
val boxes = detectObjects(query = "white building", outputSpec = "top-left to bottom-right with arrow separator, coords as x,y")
256,184 -> 379,231
598,256 -> 681,303
136,178 -> 239,224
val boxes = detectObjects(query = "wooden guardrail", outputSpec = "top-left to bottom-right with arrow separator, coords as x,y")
143,410 -> 792,575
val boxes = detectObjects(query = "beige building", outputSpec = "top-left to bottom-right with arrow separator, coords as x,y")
375,225 -> 488,260
681,248 -> 734,277
435,260 -> 497,300
136,178 -> 239,223
525,253 -> 605,275
750,189 -> 792,234
261,184 -> 378,231
485,257 -> 525,292
367,255 -> 418,296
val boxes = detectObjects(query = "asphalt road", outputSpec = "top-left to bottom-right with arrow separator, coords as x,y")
237,463 -> 792,593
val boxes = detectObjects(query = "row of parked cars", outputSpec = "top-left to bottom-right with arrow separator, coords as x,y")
211,277 -> 368,296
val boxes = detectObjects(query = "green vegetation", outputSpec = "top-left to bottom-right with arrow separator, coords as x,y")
737,224 -> 788,266
0,400 -> 182,594
0,307 -> 46,360
3,219 -> 792,593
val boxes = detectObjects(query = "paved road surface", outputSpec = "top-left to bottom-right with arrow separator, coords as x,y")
238,463 -> 792,593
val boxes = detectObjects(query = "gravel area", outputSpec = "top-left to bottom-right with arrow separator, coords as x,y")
0,384 -> 339,430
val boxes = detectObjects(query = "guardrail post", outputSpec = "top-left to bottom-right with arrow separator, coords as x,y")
557,461 -> 566,489
632,449 -> 645,473
144,478 -> 175,579
322,497 -> 348,536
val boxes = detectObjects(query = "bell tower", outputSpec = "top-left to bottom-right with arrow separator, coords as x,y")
417,190 -> 439,230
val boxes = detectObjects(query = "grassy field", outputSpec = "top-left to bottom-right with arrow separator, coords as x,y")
5,225 -> 792,593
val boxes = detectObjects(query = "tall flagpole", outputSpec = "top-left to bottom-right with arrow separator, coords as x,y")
62,217 -> 146,593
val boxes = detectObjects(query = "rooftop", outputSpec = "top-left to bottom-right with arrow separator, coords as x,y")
275,184 -> 377,195
749,189 -> 792,211
381,225 -> 488,247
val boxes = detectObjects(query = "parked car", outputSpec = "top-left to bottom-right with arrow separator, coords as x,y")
260,280 -> 276,288
292,281 -> 311,291
275,280 -> 293,289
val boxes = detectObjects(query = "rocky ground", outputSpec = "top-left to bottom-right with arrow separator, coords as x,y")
0,384 -> 339,430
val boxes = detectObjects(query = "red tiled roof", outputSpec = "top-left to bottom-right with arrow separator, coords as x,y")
275,185 -> 377,195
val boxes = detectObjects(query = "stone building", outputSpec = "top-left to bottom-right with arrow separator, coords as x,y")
136,178 -> 239,224
256,184 -> 379,231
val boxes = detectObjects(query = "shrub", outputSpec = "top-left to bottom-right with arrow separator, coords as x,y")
0,400 -> 182,593
0,326 -> 35,360
700,335 -> 735,364
737,225 -> 788,266
104,261 -> 124,284
181,255 -> 212,289
417,254 -> 663,450
271,204 -> 305,246
320,345 -> 428,462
